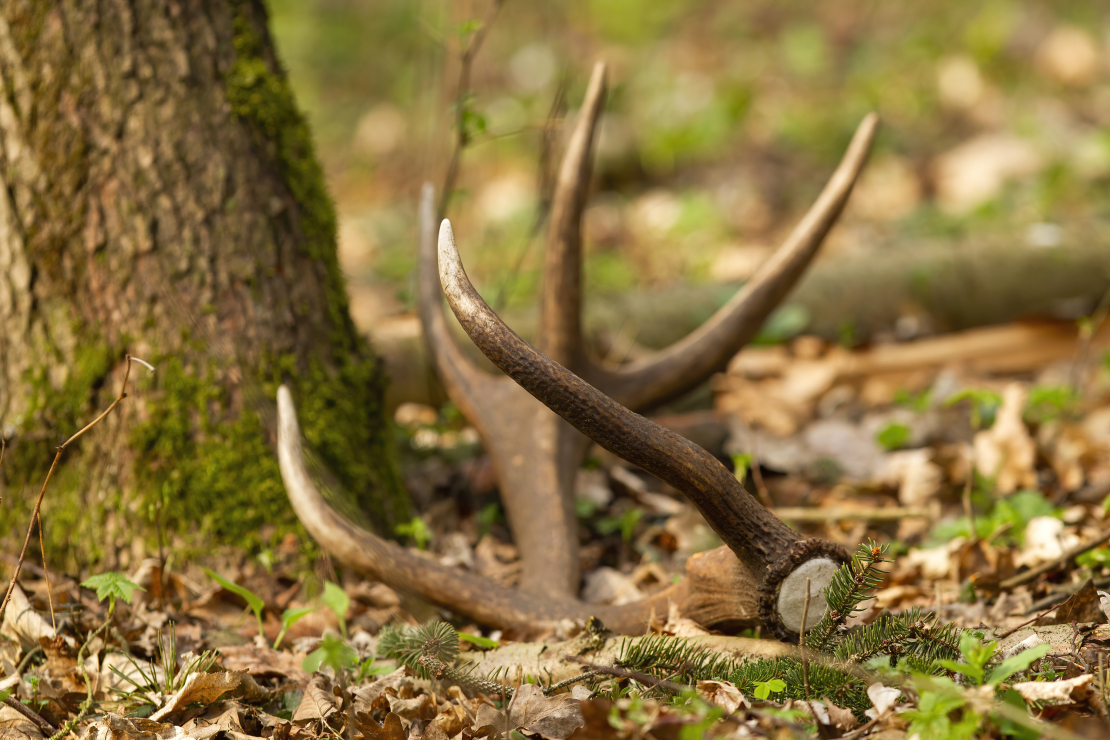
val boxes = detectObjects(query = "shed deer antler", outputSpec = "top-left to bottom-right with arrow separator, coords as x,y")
278,61 -> 878,641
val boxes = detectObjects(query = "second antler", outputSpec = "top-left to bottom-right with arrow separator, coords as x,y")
278,61 -> 878,642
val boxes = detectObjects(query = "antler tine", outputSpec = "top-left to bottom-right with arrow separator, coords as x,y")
536,61 -> 607,365
439,220 -> 848,640
417,182 -> 494,421
598,114 -> 879,411
277,384 -> 682,635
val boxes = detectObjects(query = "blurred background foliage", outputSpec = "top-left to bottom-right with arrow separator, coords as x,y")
268,0 -> 1110,335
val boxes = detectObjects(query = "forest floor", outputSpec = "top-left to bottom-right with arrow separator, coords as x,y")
3,317 -> 1110,739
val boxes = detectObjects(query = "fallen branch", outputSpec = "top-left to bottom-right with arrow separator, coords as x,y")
1000,526 -> 1110,591
773,507 -> 931,523
2,695 -> 56,735
995,592 -> 1078,641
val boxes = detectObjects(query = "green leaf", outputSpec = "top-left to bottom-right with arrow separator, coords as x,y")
753,682 -> 770,700
81,572 -> 145,607
765,679 -> 786,692
1077,547 -> 1110,569
989,643 -> 1050,685
395,517 -> 431,550
731,453 -> 752,482
458,632 -> 498,649
203,569 -> 265,637
273,606 -> 318,649
876,423 -> 910,451
321,582 -> 350,639
302,633 -> 357,674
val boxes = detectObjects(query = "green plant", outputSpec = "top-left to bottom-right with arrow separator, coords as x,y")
303,633 -> 358,673
321,581 -> 350,639
458,631 -> 499,649
945,388 -> 1002,430
929,489 -> 1058,546
1024,384 -> 1079,424
751,678 -> 786,700
204,569 -> 265,639
395,516 -> 431,549
902,633 -> 1050,740
81,572 -> 145,614
107,623 -> 219,714
596,507 -> 645,544
876,422 -> 910,451
273,606 -> 318,649
894,388 -> 932,413
731,453 -> 752,482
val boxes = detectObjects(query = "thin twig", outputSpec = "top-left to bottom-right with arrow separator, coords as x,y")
437,0 -> 505,219
37,513 -> 56,633
750,443 -> 772,509
1000,526 -> 1110,590
801,579 -> 811,702
994,592 -> 1078,641
494,74 -> 567,312
773,506 -> 931,523
0,356 -> 140,626
2,695 -> 56,735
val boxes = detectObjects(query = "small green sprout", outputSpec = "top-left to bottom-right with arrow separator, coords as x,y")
876,422 -> 910,451
81,572 -> 145,614
303,633 -> 358,674
395,517 -> 431,550
321,582 -> 350,639
752,678 -> 786,700
204,569 -> 265,639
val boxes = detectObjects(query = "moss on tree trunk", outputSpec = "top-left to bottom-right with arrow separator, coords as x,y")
0,0 -> 409,572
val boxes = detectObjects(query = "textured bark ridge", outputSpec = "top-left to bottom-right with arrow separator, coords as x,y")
0,0 -> 408,567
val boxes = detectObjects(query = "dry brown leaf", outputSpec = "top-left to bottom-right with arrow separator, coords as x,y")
1012,674 -> 1093,706
508,683 -> 585,740
292,673 -> 339,725
0,703 -> 44,740
696,680 -> 747,713
150,670 -> 270,722
354,711 -> 407,740
1,586 -> 54,651
973,383 -> 1036,495
79,713 -> 193,739
216,644 -> 310,686
864,683 -> 901,720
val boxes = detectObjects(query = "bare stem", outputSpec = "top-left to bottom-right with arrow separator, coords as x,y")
438,0 -> 505,219
800,579 -> 811,702
0,356 -> 139,626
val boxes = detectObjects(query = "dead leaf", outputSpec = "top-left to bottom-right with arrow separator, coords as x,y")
1016,517 -> 1080,569
216,644 -> 310,686
696,680 -> 747,713
80,713 -> 193,739
1041,580 -> 1107,625
581,568 -> 642,606
1012,674 -> 1093,706
355,711 -> 407,740
1,586 -> 54,651
508,683 -> 585,740
0,703 -> 44,740
292,673 -> 339,725
973,383 -> 1036,495
864,683 -> 901,720
150,670 -> 270,721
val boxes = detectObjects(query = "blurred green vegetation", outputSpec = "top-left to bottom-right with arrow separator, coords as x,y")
269,0 -> 1110,321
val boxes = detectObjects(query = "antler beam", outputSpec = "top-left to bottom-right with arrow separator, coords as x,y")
280,60 -> 878,641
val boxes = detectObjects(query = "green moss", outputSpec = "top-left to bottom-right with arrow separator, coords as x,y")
225,3 -> 351,345
130,358 -> 296,553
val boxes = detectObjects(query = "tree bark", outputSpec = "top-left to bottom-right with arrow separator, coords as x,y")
0,0 -> 409,571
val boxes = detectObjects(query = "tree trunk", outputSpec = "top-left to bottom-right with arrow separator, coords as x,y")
0,0 -> 409,572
